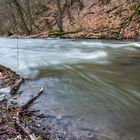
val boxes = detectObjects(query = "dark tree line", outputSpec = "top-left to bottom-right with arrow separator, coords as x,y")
0,0 -> 84,35
0,0 -> 138,37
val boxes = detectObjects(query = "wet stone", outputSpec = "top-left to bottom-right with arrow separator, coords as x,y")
8,81 -> 43,107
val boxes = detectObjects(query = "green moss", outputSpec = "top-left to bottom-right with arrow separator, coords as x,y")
133,3 -> 140,16
48,29 -> 82,38
42,135 -> 50,140
9,121 -> 16,127
1,108 -> 9,113
121,3 -> 140,28
22,116 -> 30,125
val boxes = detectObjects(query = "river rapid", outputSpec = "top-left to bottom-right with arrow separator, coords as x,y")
0,38 -> 140,140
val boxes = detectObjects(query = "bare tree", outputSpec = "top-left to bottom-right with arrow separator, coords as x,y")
55,0 -> 63,32
11,0 -> 30,34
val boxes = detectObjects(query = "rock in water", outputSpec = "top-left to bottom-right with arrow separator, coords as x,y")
0,87 -> 11,94
56,114 -> 62,120
0,87 -> 11,101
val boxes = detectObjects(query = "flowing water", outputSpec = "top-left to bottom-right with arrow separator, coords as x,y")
0,38 -> 140,139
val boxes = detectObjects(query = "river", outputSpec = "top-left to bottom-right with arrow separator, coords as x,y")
0,38 -> 140,140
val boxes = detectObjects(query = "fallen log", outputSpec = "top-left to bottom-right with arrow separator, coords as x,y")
21,87 -> 44,111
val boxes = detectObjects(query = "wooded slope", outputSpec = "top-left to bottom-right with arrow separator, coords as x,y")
0,0 -> 139,39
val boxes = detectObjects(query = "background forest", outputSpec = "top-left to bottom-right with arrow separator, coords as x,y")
0,0 -> 140,39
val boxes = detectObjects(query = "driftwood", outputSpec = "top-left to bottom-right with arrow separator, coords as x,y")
13,87 -> 44,140
10,76 -> 29,95
11,77 -> 24,95
0,125 -> 18,136
21,87 -> 44,111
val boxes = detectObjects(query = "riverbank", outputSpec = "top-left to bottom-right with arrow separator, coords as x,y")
0,65 -> 49,140
4,29 -> 140,40
0,65 -> 92,140
0,64 -> 78,140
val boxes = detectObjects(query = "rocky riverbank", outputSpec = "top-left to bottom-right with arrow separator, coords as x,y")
0,65 -> 87,140
0,65 -> 51,140
0,63 -> 117,140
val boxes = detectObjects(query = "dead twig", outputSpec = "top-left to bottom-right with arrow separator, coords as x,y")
21,87 -> 44,111
0,131 -> 7,135
13,116 -> 37,140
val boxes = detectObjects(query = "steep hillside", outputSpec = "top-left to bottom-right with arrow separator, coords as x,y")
0,0 -> 139,39
62,0 -> 140,39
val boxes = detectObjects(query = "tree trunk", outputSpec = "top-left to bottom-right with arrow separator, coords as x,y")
25,0 -> 33,34
65,0 -> 73,23
12,0 -> 30,35
55,0 -> 63,32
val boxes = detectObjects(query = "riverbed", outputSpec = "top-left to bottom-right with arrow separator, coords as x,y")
0,38 -> 140,140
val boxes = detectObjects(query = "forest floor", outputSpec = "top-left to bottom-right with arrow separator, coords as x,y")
4,0 -> 140,40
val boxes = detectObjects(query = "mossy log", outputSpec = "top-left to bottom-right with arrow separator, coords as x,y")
48,29 -> 82,37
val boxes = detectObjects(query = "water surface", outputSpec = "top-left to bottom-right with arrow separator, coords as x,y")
0,38 -> 140,139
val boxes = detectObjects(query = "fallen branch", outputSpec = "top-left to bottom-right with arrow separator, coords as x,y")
11,76 -> 29,95
13,116 -> 37,140
0,125 -> 18,136
12,85 -> 44,140
11,78 -> 24,95
14,87 -> 44,139
0,131 -> 7,135
21,87 -> 44,111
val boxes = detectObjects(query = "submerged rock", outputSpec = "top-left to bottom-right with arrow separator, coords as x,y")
0,93 -> 11,101
56,114 -> 62,120
0,87 -> 11,94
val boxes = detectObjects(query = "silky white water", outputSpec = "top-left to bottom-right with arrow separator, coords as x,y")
0,38 -> 140,139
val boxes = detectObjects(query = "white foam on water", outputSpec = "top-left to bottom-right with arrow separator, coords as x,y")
132,42 -> 140,47
0,38 -> 139,78
65,49 -> 107,60
104,42 -> 140,48
81,41 -> 104,47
